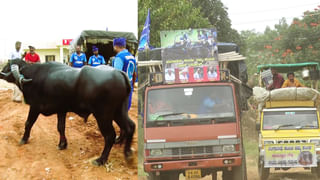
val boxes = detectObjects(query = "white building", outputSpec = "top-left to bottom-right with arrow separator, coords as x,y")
23,39 -> 71,64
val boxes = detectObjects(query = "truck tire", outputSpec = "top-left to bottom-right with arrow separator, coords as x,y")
258,157 -> 270,180
211,171 -> 217,180
148,172 -> 180,180
147,172 -> 160,180
232,148 -> 247,180
311,166 -> 320,178
222,170 -> 232,180
222,146 -> 247,180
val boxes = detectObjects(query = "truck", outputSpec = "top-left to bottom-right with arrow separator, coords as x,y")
70,30 -> 138,65
256,62 -> 320,180
138,42 -> 252,180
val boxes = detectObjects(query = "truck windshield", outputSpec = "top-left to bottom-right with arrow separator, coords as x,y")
263,110 -> 319,130
146,85 -> 236,127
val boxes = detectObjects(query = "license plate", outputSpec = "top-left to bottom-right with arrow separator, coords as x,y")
185,169 -> 201,179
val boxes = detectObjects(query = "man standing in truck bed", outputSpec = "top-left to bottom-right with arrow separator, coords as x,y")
267,68 -> 284,90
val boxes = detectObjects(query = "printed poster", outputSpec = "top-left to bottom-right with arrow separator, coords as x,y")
160,28 -> 219,84
265,143 -> 316,168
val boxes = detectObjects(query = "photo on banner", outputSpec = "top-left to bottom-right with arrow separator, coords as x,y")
160,28 -> 219,84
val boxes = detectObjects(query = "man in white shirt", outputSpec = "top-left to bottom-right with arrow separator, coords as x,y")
165,69 -> 175,82
194,68 -> 202,80
9,41 -> 25,60
179,68 -> 189,81
208,66 -> 218,79
9,41 -> 25,102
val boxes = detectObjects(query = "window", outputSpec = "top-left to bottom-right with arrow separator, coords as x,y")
146,85 -> 236,127
45,55 -> 55,62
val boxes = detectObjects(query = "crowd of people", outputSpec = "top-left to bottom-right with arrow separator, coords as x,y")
8,38 -> 137,110
267,68 -> 304,90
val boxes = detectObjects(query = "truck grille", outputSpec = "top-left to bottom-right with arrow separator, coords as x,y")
277,139 -> 307,144
146,138 -> 240,159
172,146 -> 218,156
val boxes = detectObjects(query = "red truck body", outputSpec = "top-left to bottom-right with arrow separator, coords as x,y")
143,82 -> 245,179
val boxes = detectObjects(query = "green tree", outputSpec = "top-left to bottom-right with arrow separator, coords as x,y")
191,0 -> 241,44
242,8 -> 320,78
138,0 -> 210,47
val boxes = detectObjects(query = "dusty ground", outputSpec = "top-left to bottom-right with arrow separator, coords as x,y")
0,83 -> 138,180
138,109 -> 318,180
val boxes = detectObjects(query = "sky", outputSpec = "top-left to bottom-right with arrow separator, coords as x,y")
0,0 -> 137,59
221,0 -> 320,33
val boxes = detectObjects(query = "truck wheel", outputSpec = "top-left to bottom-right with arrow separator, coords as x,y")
147,172 -> 160,180
222,170 -> 232,180
258,157 -> 270,180
232,151 -> 247,180
148,172 -> 179,180
211,171 -> 217,180
311,166 -> 320,178
168,172 -> 180,180
227,147 -> 247,180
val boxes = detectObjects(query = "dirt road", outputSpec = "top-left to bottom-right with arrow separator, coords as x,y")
0,87 -> 138,180
139,109 -> 318,180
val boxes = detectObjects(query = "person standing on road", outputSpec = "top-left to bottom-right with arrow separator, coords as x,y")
25,45 -> 40,64
88,46 -> 105,67
267,68 -> 284,90
69,45 -> 87,68
112,37 -> 136,110
9,41 -> 25,102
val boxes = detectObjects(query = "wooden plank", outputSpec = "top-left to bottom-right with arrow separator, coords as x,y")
219,57 -> 246,62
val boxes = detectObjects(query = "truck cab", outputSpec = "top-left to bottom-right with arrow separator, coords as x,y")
70,30 -> 137,65
256,62 -> 320,180
139,42 -> 251,180
144,82 -> 244,180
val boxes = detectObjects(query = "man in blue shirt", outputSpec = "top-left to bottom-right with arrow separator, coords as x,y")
113,37 -> 136,110
69,45 -> 87,68
88,46 -> 105,67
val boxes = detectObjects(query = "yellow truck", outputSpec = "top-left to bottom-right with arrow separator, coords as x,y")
256,63 -> 320,180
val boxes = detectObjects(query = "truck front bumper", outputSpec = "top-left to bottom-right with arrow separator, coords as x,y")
144,156 -> 242,172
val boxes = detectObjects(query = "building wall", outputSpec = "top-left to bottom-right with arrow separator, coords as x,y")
24,47 -> 69,64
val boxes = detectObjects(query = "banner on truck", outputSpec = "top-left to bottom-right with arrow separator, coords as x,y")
265,143 -> 317,168
160,28 -> 219,84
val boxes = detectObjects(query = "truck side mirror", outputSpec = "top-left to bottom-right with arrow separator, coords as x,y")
256,123 -> 261,131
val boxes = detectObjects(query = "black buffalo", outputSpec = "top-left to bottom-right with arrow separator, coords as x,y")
0,59 -> 135,166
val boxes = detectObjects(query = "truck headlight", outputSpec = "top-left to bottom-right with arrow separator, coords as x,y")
223,145 -> 235,152
264,140 -> 275,145
150,149 -> 163,156
310,139 -> 320,146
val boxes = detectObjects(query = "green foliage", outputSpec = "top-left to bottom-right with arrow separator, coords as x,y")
138,0 -> 211,47
242,9 -> 320,78
191,0 -> 244,53
138,0 -> 242,48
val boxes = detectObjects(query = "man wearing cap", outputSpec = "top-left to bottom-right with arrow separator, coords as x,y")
9,41 -> 26,60
112,37 -> 136,110
88,46 -> 105,67
9,41 -> 25,102
69,45 -> 87,68
25,46 -> 40,64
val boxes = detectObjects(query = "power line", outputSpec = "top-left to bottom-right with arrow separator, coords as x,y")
233,11 -> 320,25
230,2 -> 319,15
